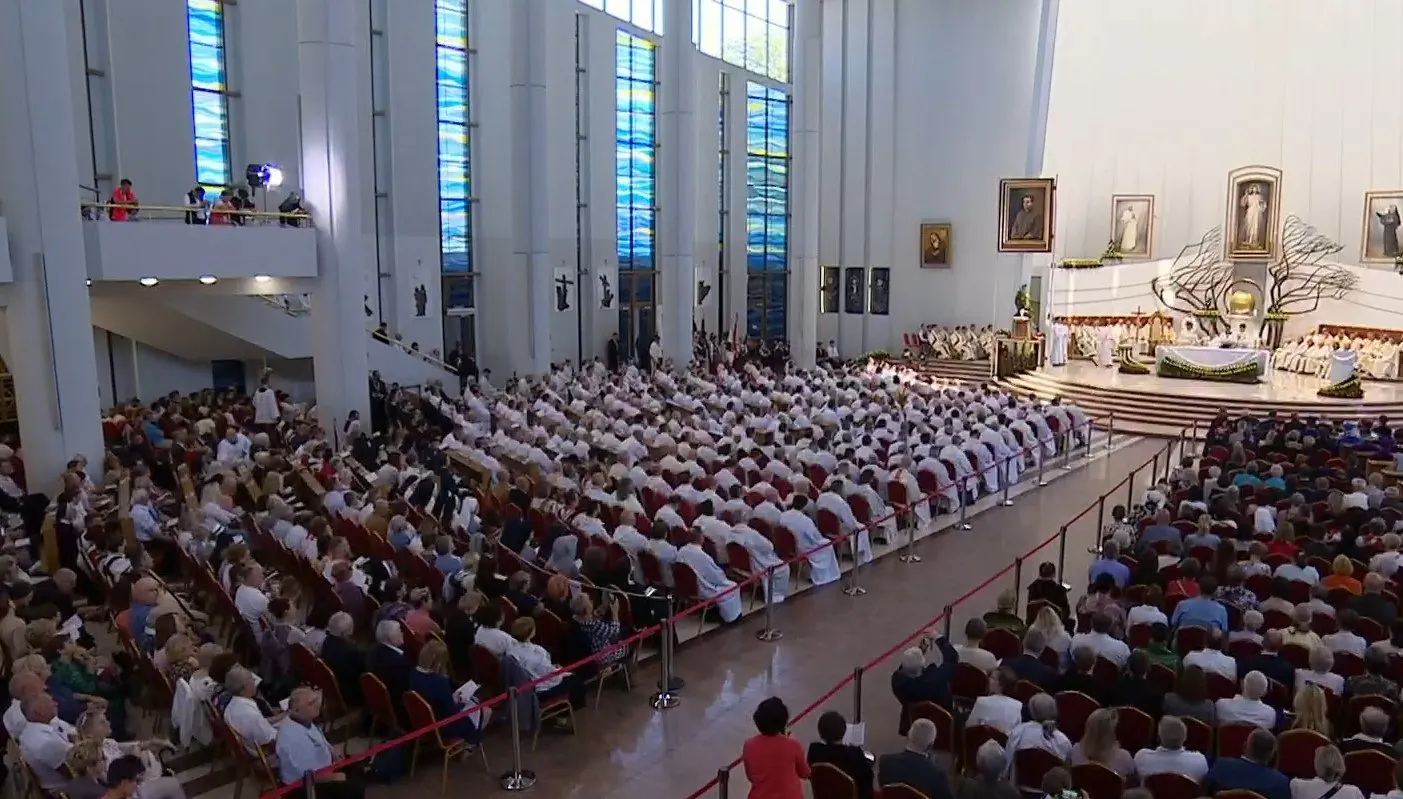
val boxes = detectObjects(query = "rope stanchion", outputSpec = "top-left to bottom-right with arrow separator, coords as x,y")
498,688 -> 536,790
843,535 -> 866,597
717,767 -> 731,799
1107,411 -> 1115,451
1056,525 -> 1068,581
1123,465 -> 1136,509
755,566 -> 783,641
302,771 -> 315,799
1083,421 -> 1093,459
1013,556 -> 1024,603
898,505 -> 922,563
1150,453 -> 1160,490
1096,495 -> 1106,542
1061,432 -> 1072,469
1036,447 -> 1048,487
851,666 -> 864,724
998,453 -> 1014,507
650,598 -> 680,709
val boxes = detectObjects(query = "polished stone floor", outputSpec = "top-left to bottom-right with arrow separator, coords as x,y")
226,437 -> 1158,799
1047,359 -> 1403,404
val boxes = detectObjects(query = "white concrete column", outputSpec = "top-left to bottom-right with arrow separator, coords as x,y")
298,0 -> 370,439
788,0 -> 821,369
0,0 -> 105,485
511,0 -> 553,374
658,0 -> 696,366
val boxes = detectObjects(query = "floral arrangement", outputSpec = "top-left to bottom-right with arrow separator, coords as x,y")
1156,353 -> 1261,384
1318,373 -> 1364,399
1056,258 -> 1105,269
1191,309 -> 1223,319
1394,254 -> 1403,274
1117,351 -> 1149,375
1264,312 -> 1289,321
1100,240 -> 1125,263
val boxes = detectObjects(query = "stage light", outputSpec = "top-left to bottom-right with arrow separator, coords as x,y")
246,163 -> 285,190
138,277 -> 159,287
85,279 -> 92,287
253,274 -> 272,283
199,275 -> 218,285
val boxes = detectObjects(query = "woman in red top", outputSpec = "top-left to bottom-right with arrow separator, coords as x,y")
1266,519 -> 1299,557
741,697 -> 809,799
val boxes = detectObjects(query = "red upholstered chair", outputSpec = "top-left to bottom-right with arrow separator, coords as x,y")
950,662 -> 989,706
876,785 -> 929,799
1070,762 -> 1124,799
1013,748 -> 1064,794
1275,729 -> 1330,779
810,763 -> 858,799
1011,679 -> 1042,707
908,702 -> 955,756
982,628 -> 1021,660
960,725 -> 1007,775
1054,691 -> 1099,742
1147,663 -> 1177,695
1216,723 -> 1257,760
1344,749 -> 1400,796
360,673 -> 400,737
1205,671 -> 1237,701
1114,705 -> 1155,753
1181,715 -> 1213,756
1127,624 -> 1151,648
1280,643 -> 1312,670
1345,694 -> 1398,736
1174,626 -> 1207,656
1143,772 -> 1203,799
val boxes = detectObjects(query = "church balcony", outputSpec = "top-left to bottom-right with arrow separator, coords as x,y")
80,203 -> 317,283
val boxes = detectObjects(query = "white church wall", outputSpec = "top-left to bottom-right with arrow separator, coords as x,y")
817,0 -> 1051,356
1044,0 -> 1403,273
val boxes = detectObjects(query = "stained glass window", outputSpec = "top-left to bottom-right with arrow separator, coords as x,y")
185,0 -> 231,188
744,81 -> 788,339
616,31 -> 656,274
436,0 -> 472,275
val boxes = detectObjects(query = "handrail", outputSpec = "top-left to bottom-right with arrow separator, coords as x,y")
254,412 -> 1162,797
79,201 -> 313,225
78,184 -> 101,200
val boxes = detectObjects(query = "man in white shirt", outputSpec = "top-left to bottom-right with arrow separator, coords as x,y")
215,427 -> 252,465
223,667 -> 278,751
17,694 -> 73,791
1133,716 -> 1209,781
1181,628 -> 1237,680
233,563 -> 270,627
473,605 -> 515,658
3,671 -> 43,739
953,618 -> 999,674
1214,670 -> 1279,729
129,489 -> 165,543
1343,478 -> 1370,511
1322,610 -> 1368,657
1069,613 -> 1131,667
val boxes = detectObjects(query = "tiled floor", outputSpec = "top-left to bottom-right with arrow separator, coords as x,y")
201,437 -> 1166,799
1048,359 -> 1403,404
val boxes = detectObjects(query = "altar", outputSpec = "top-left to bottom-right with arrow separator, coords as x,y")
1156,345 -> 1270,383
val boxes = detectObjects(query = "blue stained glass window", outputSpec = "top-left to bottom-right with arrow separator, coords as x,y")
744,81 -> 788,339
436,0 -> 472,274
616,31 -> 656,274
185,0 -> 230,188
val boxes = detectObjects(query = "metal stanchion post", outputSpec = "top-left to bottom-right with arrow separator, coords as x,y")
1013,556 -> 1024,603
843,538 -> 867,596
650,599 -> 680,709
1036,448 -> 1048,487
999,455 -> 1014,507
1096,495 -> 1107,535
1056,525 -> 1068,581
899,507 -> 922,563
942,605 -> 954,639
1107,411 -> 1115,451
717,767 -> 731,799
1124,466 -> 1136,509
1061,433 -> 1072,469
851,667 -> 865,724
1190,419 -> 1199,457
1083,422 -> 1093,459
304,771 -> 316,799
1150,453 -> 1160,489
954,490 -> 972,531
499,688 -> 538,790
755,567 -> 783,641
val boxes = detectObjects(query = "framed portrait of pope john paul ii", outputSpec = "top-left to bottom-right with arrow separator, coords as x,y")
998,178 -> 1055,253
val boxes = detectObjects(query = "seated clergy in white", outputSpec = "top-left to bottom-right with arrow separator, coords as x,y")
909,454 -> 955,516
816,480 -> 873,564
730,523 -> 788,603
691,506 -> 737,565
1025,408 -> 1057,458
962,434 -> 999,494
779,495 -> 840,586
846,470 -> 898,543
676,531 -> 742,623
936,435 -> 979,499
977,422 -> 1019,487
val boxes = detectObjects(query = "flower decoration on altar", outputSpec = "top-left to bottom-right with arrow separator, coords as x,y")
1156,352 -> 1261,384
1117,351 -> 1149,375
1318,373 -> 1364,399
1191,309 -> 1222,319
1394,254 -> 1403,274
1100,239 -> 1125,263
1056,258 -> 1106,269
1264,312 -> 1289,322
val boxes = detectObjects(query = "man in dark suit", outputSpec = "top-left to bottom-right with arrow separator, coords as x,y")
1053,645 -> 1112,706
320,612 -> 367,705
876,718 -> 955,799
1350,573 -> 1398,626
1113,650 -> 1165,718
366,619 -> 413,727
1024,562 -> 1071,621
1003,629 -> 1058,689
1237,629 -> 1295,690
1204,728 -> 1290,799
1339,708 -> 1393,755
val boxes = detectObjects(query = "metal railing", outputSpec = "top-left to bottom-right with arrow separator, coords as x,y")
79,201 -> 313,227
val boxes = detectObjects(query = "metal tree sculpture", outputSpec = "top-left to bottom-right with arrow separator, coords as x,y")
1261,215 -> 1356,348
1151,227 -> 1234,336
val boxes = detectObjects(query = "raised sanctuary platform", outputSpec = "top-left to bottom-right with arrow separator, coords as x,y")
999,360 -> 1403,439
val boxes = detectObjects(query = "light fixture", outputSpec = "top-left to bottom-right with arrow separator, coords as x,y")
253,274 -> 272,283
85,279 -> 92,287
138,277 -> 159,287
246,163 -> 284,190
199,275 -> 218,285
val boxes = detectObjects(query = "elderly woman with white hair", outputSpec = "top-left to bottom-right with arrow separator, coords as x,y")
1296,645 -> 1344,697
1289,744 -> 1365,799
1002,693 -> 1072,779
890,633 -> 959,736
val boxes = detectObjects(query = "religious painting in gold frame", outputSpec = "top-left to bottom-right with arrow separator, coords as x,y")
1224,165 -> 1282,261
919,223 -> 952,267
1109,194 -> 1154,259
998,178 -> 1055,253
1360,190 -> 1403,265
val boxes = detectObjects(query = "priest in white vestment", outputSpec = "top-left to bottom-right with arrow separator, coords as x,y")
1095,326 -> 1115,367
964,436 -> 999,494
938,435 -> 979,500
977,423 -> 1019,486
816,481 -> 874,564
779,497 -> 841,586
889,459 -> 935,524
1050,320 -> 1070,367
1026,409 -> 1057,458
676,533 -> 742,623
846,471 -> 899,542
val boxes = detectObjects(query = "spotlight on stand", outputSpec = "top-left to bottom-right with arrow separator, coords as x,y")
245,163 -> 285,190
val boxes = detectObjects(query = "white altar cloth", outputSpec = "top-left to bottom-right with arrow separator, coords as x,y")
1156,346 -> 1270,374
1327,350 -> 1358,384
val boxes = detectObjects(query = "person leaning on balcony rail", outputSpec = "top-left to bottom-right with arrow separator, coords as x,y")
107,179 -> 138,221
182,186 -> 207,224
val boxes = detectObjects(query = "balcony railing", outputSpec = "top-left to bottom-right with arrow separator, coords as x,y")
79,202 -> 313,228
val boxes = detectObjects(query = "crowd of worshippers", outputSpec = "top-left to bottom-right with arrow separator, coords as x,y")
741,410 -> 1403,799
